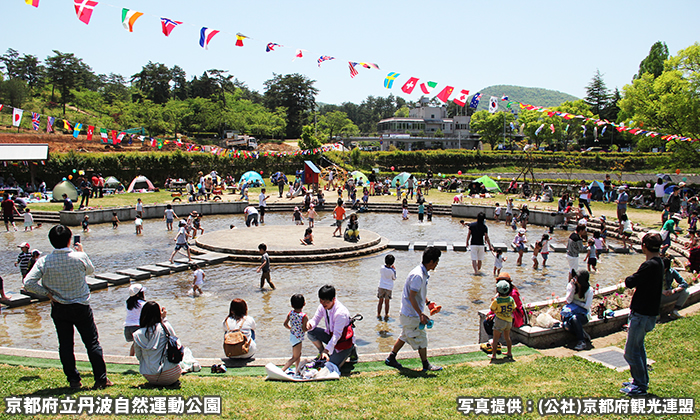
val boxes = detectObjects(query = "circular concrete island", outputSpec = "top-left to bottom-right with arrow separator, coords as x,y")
195,225 -> 389,263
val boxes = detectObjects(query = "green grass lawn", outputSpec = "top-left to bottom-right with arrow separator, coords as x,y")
0,314 -> 698,419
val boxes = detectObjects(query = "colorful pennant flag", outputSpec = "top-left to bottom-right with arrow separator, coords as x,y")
470,93 -> 482,109
348,62 -> 359,78
235,33 -> 249,47
582,125 -> 587,137
501,95 -> 509,101
435,86 -> 454,103
510,122 -> 516,131
25,0 -> 39,7
160,17 -> 182,36
266,43 -> 281,52
46,116 -> 54,133
12,108 -> 23,127
384,72 -> 400,89
401,77 -> 419,94
87,125 -> 94,140
199,27 -> 220,49
489,96 -> 498,113
293,49 -> 306,61
74,0 -> 98,25
420,81 -> 437,94
100,128 -> 108,143
31,112 -> 40,130
121,8 -> 143,32
452,89 -> 470,107
111,130 -> 117,144
549,124 -> 555,134
73,123 -> 82,138
535,124 -> 544,136
0,105 -> 3,112
317,56 -> 335,67
601,126 -> 607,135
359,63 -> 380,70
63,120 -> 72,131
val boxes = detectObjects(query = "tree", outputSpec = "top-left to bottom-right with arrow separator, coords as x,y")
99,73 -> 129,104
298,125 -> 322,149
318,111 -> 358,140
0,78 -> 29,108
470,110 -> 515,149
45,50 -> 91,114
635,41 -> 669,79
584,69 -> 610,117
0,49 -> 19,78
130,62 -> 173,104
263,73 -> 318,139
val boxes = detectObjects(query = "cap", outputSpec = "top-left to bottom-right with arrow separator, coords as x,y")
495,272 -> 511,281
496,280 -> 511,294
518,228 -> 526,234
294,206 -> 299,211
31,249 -> 41,256
310,204 -> 314,208
129,283 -> 144,297
672,213 -> 682,221
18,242 -> 30,248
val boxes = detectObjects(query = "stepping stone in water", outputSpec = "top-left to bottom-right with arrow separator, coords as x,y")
137,265 -> 171,276
432,241 -> 447,251
0,294 -> 32,307
452,242 -> 467,251
116,268 -> 152,281
388,241 -> 410,250
413,242 -> 428,251
156,261 -> 190,272
492,243 -> 508,252
95,272 -> 130,285
86,276 -> 109,291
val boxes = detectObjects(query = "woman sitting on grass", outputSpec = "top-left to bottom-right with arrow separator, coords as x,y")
133,301 -> 182,387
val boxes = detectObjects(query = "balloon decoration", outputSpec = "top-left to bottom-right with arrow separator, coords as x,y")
457,171 -> 462,175
72,169 -> 77,173
259,171 -> 263,175
646,183 -> 651,188
676,169 -> 681,175
68,175 -> 73,180
390,166 -> 395,171
78,170 -> 85,176
682,177 -> 688,182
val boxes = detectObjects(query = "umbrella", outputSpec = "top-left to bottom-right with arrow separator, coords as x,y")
350,171 -> 369,185
270,172 -> 287,184
656,174 -> 672,182
474,175 -> 502,192
239,171 -> 265,187
664,185 -> 677,194
391,172 -> 412,188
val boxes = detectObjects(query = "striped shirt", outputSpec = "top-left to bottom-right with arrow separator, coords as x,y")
16,252 -> 32,274
24,248 -> 95,305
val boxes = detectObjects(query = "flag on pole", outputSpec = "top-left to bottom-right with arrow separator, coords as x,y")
469,93 -> 482,109
348,62 -> 359,78
160,17 -> 182,36
435,86 -> 454,103
47,116 -> 54,133
25,0 -> 39,7
63,120 -> 72,131
74,0 -> 98,25
31,112 -> 40,130
73,123 -> 82,138
12,108 -> 24,127
401,77 -> 419,94
199,27 -> 220,49
420,81 -> 437,94
235,33 -> 249,47
384,72 -> 400,89
121,9 -> 143,32
266,43 -> 281,52
111,130 -> 117,144
317,56 -> 335,67
87,125 -> 94,140
489,96 -> 498,113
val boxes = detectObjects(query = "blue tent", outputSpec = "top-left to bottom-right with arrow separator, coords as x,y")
239,171 -> 265,187
588,180 -> 605,201
664,185 -> 677,194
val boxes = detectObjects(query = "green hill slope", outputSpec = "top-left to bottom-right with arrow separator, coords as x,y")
474,85 -> 579,111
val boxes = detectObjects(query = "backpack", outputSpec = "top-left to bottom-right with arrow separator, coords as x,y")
161,322 -> 184,364
223,317 -> 251,357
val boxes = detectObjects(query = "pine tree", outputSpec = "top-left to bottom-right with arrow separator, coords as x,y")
584,69 -> 610,117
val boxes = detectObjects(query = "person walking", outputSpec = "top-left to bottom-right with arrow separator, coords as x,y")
466,212 -> 494,274
24,225 -> 113,389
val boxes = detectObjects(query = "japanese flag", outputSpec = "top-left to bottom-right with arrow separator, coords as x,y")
12,108 -> 24,127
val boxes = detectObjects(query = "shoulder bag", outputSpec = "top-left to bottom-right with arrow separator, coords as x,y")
224,317 -> 250,357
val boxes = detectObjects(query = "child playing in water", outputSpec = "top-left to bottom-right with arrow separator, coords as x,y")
593,231 -> 607,252
300,228 -> 314,245
494,203 -> 501,223
164,204 -> 178,231
293,207 -> 304,225
584,238 -> 598,272
134,216 -> 143,235
23,208 -> 33,231
493,249 -> 506,276
282,294 -> 308,375
82,215 -> 90,232
426,202 -> 433,222
112,212 -> 119,229
307,204 -> 317,228
540,234 -> 550,267
532,240 -> 542,269
192,263 -> 204,296
377,254 -> 396,321
513,228 -> 527,266
490,280 -> 515,361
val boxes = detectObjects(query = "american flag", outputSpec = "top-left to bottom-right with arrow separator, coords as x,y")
47,116 -> 54,133
348,62 -> 359,78
31,112 -> 40,130
317,55 -> 335,67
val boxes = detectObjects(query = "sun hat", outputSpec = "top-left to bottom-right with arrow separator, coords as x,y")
672,213 -> 682,221
496,272 -> 511,281
31,249 -> 41,256
129,283 -> 144,297
518,228 -> 526,234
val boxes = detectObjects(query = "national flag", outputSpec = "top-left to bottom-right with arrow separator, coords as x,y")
582,125 -> 587,137
87,125 -> 94,140
117,132 -> 125,143
435,86 -> 454,103
359,63 -> 380,70
31,112 -> 40,130
348,62 -> 359,78
384,72 -> 400,89
292,49 -> 307,61
469,93 -> 482,109
601,126 -> 607,135
111,130 -> 117,144
549,124 -> 555,134
489,96 -> 498,113
63,120 -> 72,131
100,128 -> 108,143
235,33 -> 249,47
199,27 -> 220,49
121,8 -> 143,32
510,122 -> 516,131
420,81 -> 437,94
266,43 -> 281,52
0,105 -> 3,112
501,95 -> 509,101
47,116 -> 54,133
73,123 -> 82,138
12,108 -> 23,127
535,124 -> 544,136
25,0 -> 39,7
160,17 -> 182,37
401,77 -> 420,95
74,0 -> 98,25
317,56 -> 335,67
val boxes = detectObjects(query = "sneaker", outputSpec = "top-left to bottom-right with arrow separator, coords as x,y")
69,381 -> 82,389
383,316 -> 390,322
93,378 -> 114,390
384,357 -> 403,369
422,363 -> 443,372
574,341 -> 587,351
669,309 -> 682,320
622,380 -> 633,387
582,330 -> 592,343
620,385 -> 647,396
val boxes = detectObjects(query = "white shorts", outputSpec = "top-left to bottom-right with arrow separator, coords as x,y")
470,245 -> 486,261
398,314 -> 428,350
567,255 -> 579,271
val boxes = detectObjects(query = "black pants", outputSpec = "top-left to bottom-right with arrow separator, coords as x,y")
51,302 -> 107,384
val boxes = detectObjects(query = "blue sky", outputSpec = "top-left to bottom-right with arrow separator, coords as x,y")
1,0 -> 698,106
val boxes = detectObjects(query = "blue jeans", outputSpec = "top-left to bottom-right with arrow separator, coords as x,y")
563,313 -> 589,341
51,303 -> 107,385
307,327 -> 355,366
624,311 -> 656,391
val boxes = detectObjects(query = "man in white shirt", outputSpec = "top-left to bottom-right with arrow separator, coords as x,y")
307,285 -> 356,367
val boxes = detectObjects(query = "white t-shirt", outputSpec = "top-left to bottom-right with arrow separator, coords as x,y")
400,264 -> 429,317
244,206 -> 258,215
165,209 -> 175,219
579,187 -> 589,200
124,299 -> 146,327
654,183 -> 666,198
136,202 -> 143,212
259,192 -> 267,207
494,207 -> 501,217
135,218 -> 143,226
378,265 -> 396,290
24,212 -> 33,223
176,226 -> 188,244
193,269 -> 204,286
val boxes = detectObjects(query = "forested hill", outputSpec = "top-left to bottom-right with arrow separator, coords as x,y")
474,85 -> 579,111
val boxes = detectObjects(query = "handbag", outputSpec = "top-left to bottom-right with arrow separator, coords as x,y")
224,317 -> 250,357
161,322 -> 184,364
